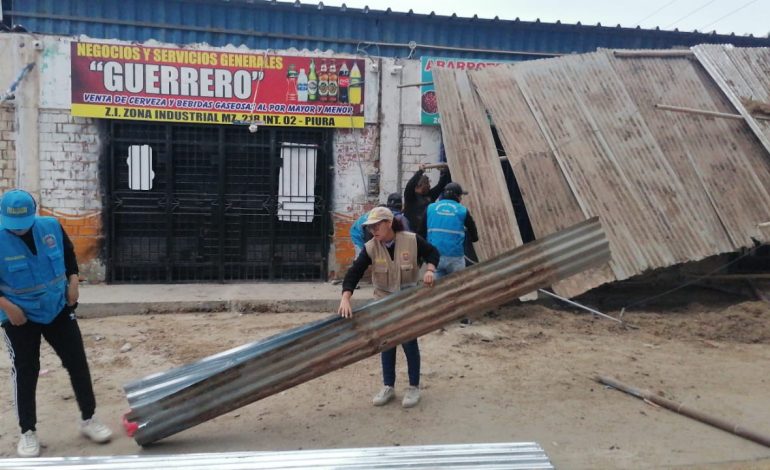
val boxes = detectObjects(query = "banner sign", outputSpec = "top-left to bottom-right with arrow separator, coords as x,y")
71,42 -> 365,128
420,57 -> 509,126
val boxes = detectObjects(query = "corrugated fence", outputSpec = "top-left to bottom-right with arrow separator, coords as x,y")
435,45 -> 770,297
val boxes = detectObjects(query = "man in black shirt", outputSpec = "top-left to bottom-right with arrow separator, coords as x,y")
403,164 -> 450,236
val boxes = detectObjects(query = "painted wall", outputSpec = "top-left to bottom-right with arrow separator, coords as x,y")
0,33 -> 443,282
328,125 -> 380,277
0,35 -> 106,281
38,110 -> 104,280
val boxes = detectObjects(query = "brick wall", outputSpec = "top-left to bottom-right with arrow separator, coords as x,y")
38,110 -> 105,281
330,124 -> 379,278
329,125 -> 444,279
400,124 -> 443,190
0,107 -> 16,192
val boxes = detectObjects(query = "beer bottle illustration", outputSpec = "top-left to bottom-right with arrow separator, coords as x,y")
286,63 -> 298,102
349,61 -> 362,107
308,59 -> 318,101
318,60 -> 329,102
338,61 -> 349,103
328,59 -> 338,103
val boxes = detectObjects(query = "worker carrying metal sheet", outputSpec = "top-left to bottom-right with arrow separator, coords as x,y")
338,206 -> 440,408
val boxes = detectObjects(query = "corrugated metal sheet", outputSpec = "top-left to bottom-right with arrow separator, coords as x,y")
432,67 -> 521,261
693,45 -> 770,156
468,64 -> 615,297
6,0 -> 770,59
0,443 -> 554,469
123,218 -> 609,444
436,47 -> 770,297
612,49 -> 770,249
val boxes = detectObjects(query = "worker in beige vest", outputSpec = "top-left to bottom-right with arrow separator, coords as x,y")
339,207 -> 440,408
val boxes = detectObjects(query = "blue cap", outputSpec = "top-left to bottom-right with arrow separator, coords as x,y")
1,189 -> 36,230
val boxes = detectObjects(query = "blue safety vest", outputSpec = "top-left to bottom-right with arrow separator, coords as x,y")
350,211 -> 370,250
0,217 -> 68,324
426,199 -> 467,257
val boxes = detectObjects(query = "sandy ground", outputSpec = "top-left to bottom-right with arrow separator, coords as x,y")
0,286 -> 769,469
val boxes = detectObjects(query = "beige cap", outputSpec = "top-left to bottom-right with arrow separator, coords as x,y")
361,206 -> 394,225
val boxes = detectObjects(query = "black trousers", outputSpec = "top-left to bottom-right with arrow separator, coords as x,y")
381,339 -> 420,387
1,306 -> 96,433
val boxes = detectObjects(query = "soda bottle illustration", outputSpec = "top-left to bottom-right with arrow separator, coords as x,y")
297,68 -> 308,102
349,62 -> 362,106
338,62 -> 349,103
286,64 -> 298,102
308,59 -> 318,101
328,59 -> 338,103
318,60 -> 329,102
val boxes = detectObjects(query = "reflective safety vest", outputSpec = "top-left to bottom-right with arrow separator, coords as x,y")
0,217 -> 68,324
365,231 -> 420,299
350,212 -> 370,250
426,199 -> 467,257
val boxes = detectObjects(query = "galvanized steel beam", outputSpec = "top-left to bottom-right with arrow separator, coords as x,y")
123,218 -> 610,445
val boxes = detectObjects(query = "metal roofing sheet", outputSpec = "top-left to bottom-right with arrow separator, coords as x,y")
123,218 -> 609,444
432,67 -> 522,261
693,45 -> 770,157
437,46 -> 770,297
0,443 -> 555,469
468,64 -> 615,297
7,0 -> 770,59
612,50 -> 770,249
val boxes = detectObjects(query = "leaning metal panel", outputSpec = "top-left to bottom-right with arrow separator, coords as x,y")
123,218 -> 609,445
0,443 -> 554,469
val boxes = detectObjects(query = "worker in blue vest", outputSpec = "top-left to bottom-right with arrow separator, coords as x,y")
0,189 -> 112,458
349,194 -> 411,258
425,182 -> 479,280
350,211 -> 370,259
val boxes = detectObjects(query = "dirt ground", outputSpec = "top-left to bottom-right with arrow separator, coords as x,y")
0,286 -> 769,469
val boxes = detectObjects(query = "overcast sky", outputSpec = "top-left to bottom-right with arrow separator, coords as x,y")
316,0 -> 770,37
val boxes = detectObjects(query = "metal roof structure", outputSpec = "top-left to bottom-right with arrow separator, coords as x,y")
4,0 -> 770,60
434,45 -> 770,297
123,218 -> 608,444
0,443 -> 555,469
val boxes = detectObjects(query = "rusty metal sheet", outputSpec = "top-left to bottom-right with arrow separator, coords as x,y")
561,52 -> 733,262
457,48 -> 770,297
693,45 -> 770,156
432,67 -> 522,261
510,57 -> 667,280
470,65 -> 586,239
469,64 -> 615,297
612,51 -> 770,248
123,218 -> 609,445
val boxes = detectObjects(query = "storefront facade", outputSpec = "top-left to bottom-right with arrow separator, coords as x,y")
2,1 -> 770,282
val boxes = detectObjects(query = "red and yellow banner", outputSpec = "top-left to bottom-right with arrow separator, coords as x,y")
70,42 -> 365,128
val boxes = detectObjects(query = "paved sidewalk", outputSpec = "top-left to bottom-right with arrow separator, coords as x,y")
77,282 -> 375,318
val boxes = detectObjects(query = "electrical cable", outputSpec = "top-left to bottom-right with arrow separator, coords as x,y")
663,0 -> 719,29
700,0 -> 760,31
635,0 -> 683,27
350,51 -> 377,198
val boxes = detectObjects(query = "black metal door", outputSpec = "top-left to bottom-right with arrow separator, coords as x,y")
107,121 -> 330,282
